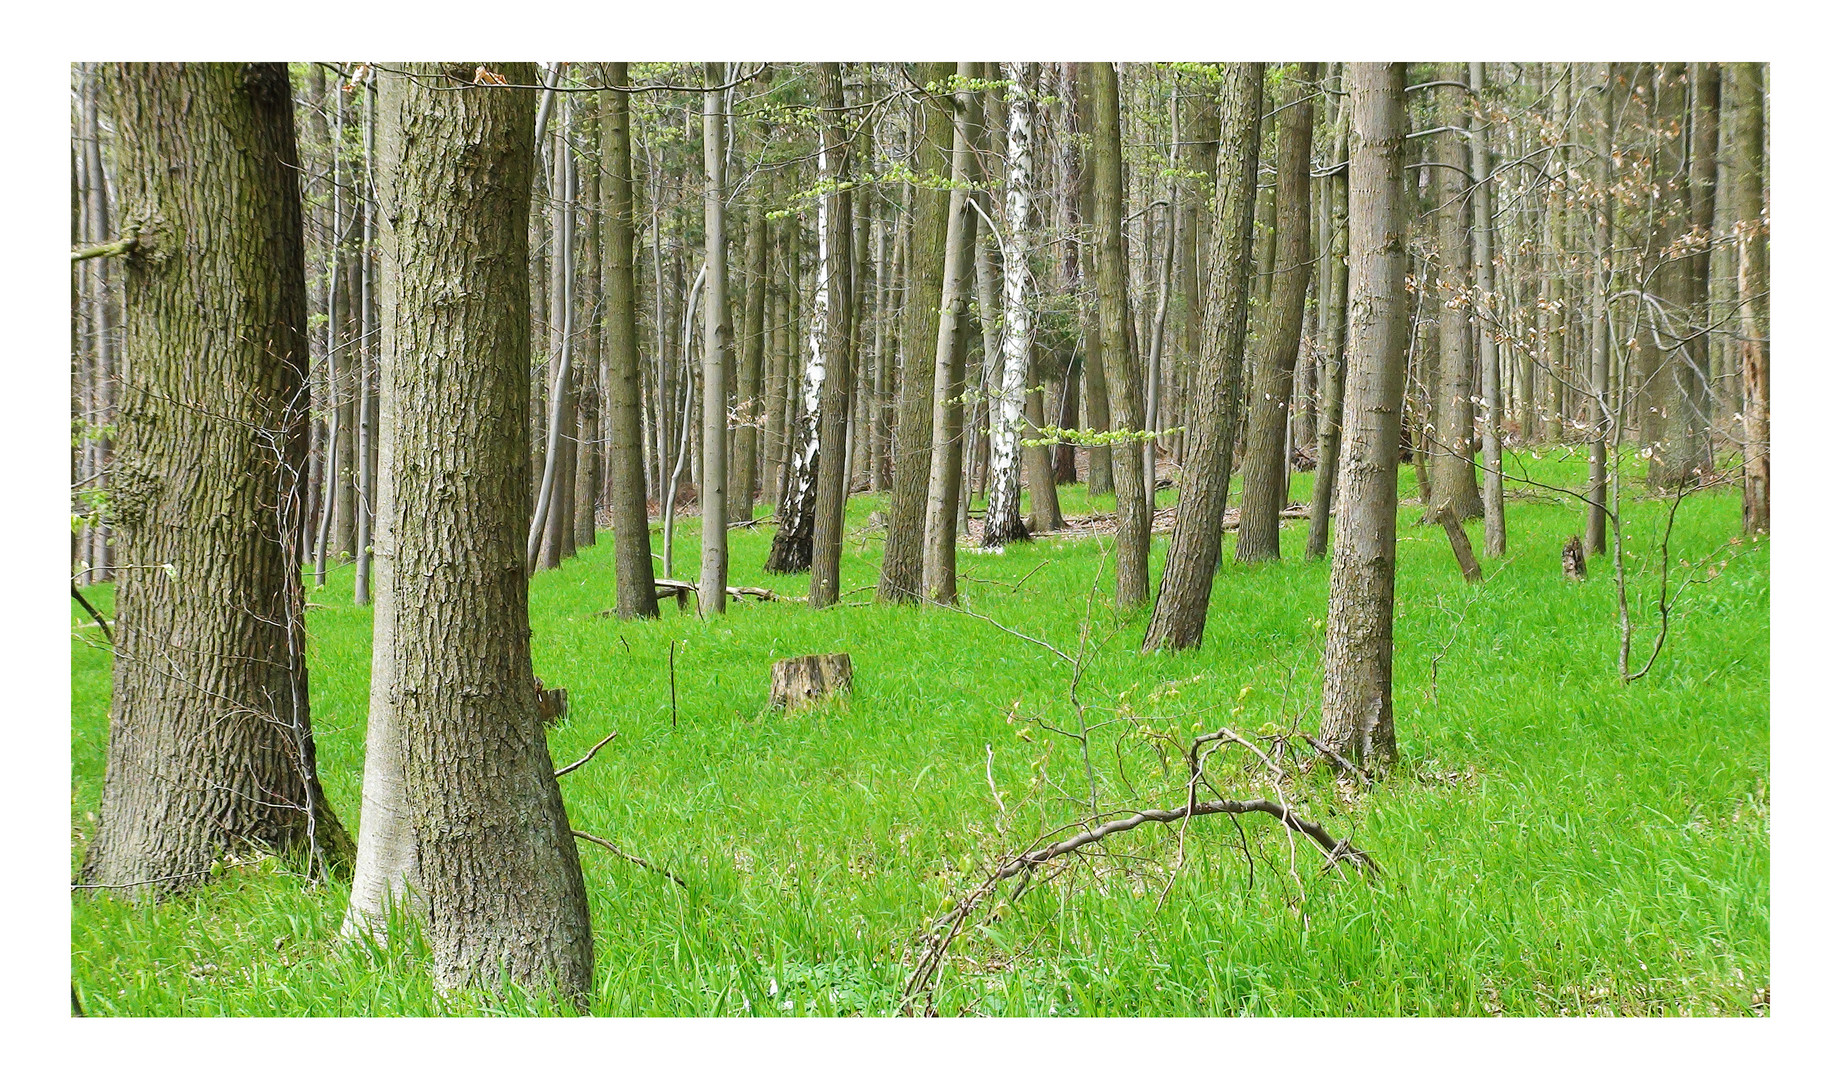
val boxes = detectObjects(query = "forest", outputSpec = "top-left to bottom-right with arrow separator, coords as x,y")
68,60 -> 1769,1020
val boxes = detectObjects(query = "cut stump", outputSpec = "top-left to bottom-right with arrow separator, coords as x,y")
770,653 -> 853,711
1561,535 -> 1587,581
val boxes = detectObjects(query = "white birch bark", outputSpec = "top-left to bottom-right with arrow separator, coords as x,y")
981,63 -> 1035,548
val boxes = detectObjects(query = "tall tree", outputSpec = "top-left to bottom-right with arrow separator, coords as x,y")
920,62 -> 982,603
982,62 -> 1039,549
876,62 -> 954,602
1727,62 -> 1768,533
807,62 -> 856,607
81,62 -> 352,895
699,62 -> 733,615
1140,63 -> 1263,651
346,63 -> 592,1006
1426,64 -> 1483,524
1468,62 -> 1507,557
599,62 -> 659,617
1235,63 -> 1317,563
1306,97 -> 1352,562
1091,62 -> 1151,605
1073,64 -> 1114,499
1318,62 -> 1409,769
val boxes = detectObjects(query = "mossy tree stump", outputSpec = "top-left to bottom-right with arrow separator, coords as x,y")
770,653 -> 853,711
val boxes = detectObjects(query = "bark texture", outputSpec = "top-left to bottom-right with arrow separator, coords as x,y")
1140,64 -> 1263,651
1318,63 -> 1409,770
982,63 -> 1037,549
348,63 -> 592,1007
82,62 -> 352,897
806,63 -> 855,606
1235,64 -> 1316,563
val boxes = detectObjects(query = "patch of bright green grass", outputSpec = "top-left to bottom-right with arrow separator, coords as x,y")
70,451 -> 1768,1016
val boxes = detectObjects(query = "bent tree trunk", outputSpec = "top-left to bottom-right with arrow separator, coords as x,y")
1319,62 -> 1409,770
81,62 -> 353,898
348,62 -> 592,1006
1235,63 -> 1317,563
599,63 -> 659,617
1141,63 -> 1263,651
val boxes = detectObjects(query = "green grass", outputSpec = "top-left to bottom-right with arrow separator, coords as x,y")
70,451 -> 1769,1016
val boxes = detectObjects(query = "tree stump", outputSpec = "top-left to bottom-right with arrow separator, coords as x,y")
1561,535 -> 1588,581
770,653 -> 853,711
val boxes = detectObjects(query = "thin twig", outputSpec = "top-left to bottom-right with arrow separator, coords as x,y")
572,830 -> 687,889
553,731 -> 618,779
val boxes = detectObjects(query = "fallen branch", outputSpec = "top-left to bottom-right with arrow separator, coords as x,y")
1302,734 -> 1374,785
651,577 -> 793,604
553,730 -> 618,778
901,795 -> 1376,1011
571,829 -> 687,889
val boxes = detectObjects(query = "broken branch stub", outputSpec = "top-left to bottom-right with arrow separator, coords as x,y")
770,653 -> 853,711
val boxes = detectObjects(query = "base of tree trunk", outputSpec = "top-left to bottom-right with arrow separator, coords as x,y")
1434,509 -> 1484,584
769,653 -> 853,711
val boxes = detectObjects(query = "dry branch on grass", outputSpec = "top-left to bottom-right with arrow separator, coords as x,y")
571,829 -> 687,889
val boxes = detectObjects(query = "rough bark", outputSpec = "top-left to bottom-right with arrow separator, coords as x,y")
347,63 -> 592,1008
82,62 -> 352,897
1651,62 -> 1720,492
1140,64 -> 1262,652
1318,63 -> 1409,770
1235,64 -> 1316,563
1428,66 -> 1483,522
876,62 -> 953,602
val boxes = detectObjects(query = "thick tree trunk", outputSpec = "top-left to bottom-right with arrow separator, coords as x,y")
82,62 -> 352,897
1073,65 -> 1114,499
1318,63 -> 1409,770
1091,63 -> 1150,605
1235,64 -> 1316,563
920,63 -> 981,604
1140,64 -> 1262,652
875,62 -> 953,602
348,63 -> 592,1007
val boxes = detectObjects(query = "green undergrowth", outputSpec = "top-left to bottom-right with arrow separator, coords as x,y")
70,451 -> 1769,1016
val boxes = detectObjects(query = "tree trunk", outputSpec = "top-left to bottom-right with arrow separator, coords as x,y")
983,62 -> 1038,549
82,62 -> 352,897
1073,65 -> 1114,499
875,62 -> 953,602
699,63 -> 732,615
807,64 -> 855,608
1306,107 -> 1352,562
1140,64 -> 1263,652
1318,62 -> 1409,771
1468,62 -> 1507,558
1091,63 -> 1150,605
347,63 -> 592,1007
733,199 -> 768,523
1585,63 -> 1616,556
1728,62 -> 1768,532
1235,63 -> 1316,563
920,62 -> 981,604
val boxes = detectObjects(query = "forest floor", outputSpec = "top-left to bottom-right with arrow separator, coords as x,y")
70,451 -> 1770,1016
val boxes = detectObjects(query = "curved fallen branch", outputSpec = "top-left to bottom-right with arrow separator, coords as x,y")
901,796 -> 1377,1012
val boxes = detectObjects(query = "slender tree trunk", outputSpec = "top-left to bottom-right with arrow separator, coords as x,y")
1728,62 -> 1768,532
1140,64 -> 1263,651
921,62 -> 981,603
532,121 -> 578,571
1468,63 -> 1507,558
1586,63 -> 1616,556
1317,63 -> 1409,770
1236,63 -> 1316,563
1074,65 -> 1113,499
82,62 -> 352,897
348,63 -> 592,1007
1091,62 -> 1150,605
573,94 -> 602,551
1428,67 -> 1483,523
733,200 -> 768,523
1306,112 -> 1352,562
983,62 -> 1038,549
354,74 -> 378,603
597,64 -> 659,618
699,63 -> 732,615
807,63 -> 855,607
875,62 -> 953,602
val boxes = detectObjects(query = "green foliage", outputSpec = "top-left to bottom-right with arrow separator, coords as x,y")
71,455 -> 1768,1016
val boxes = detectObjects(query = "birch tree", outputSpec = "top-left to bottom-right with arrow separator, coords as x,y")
699,62 -> 732,615
981,62 -> 1038,549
